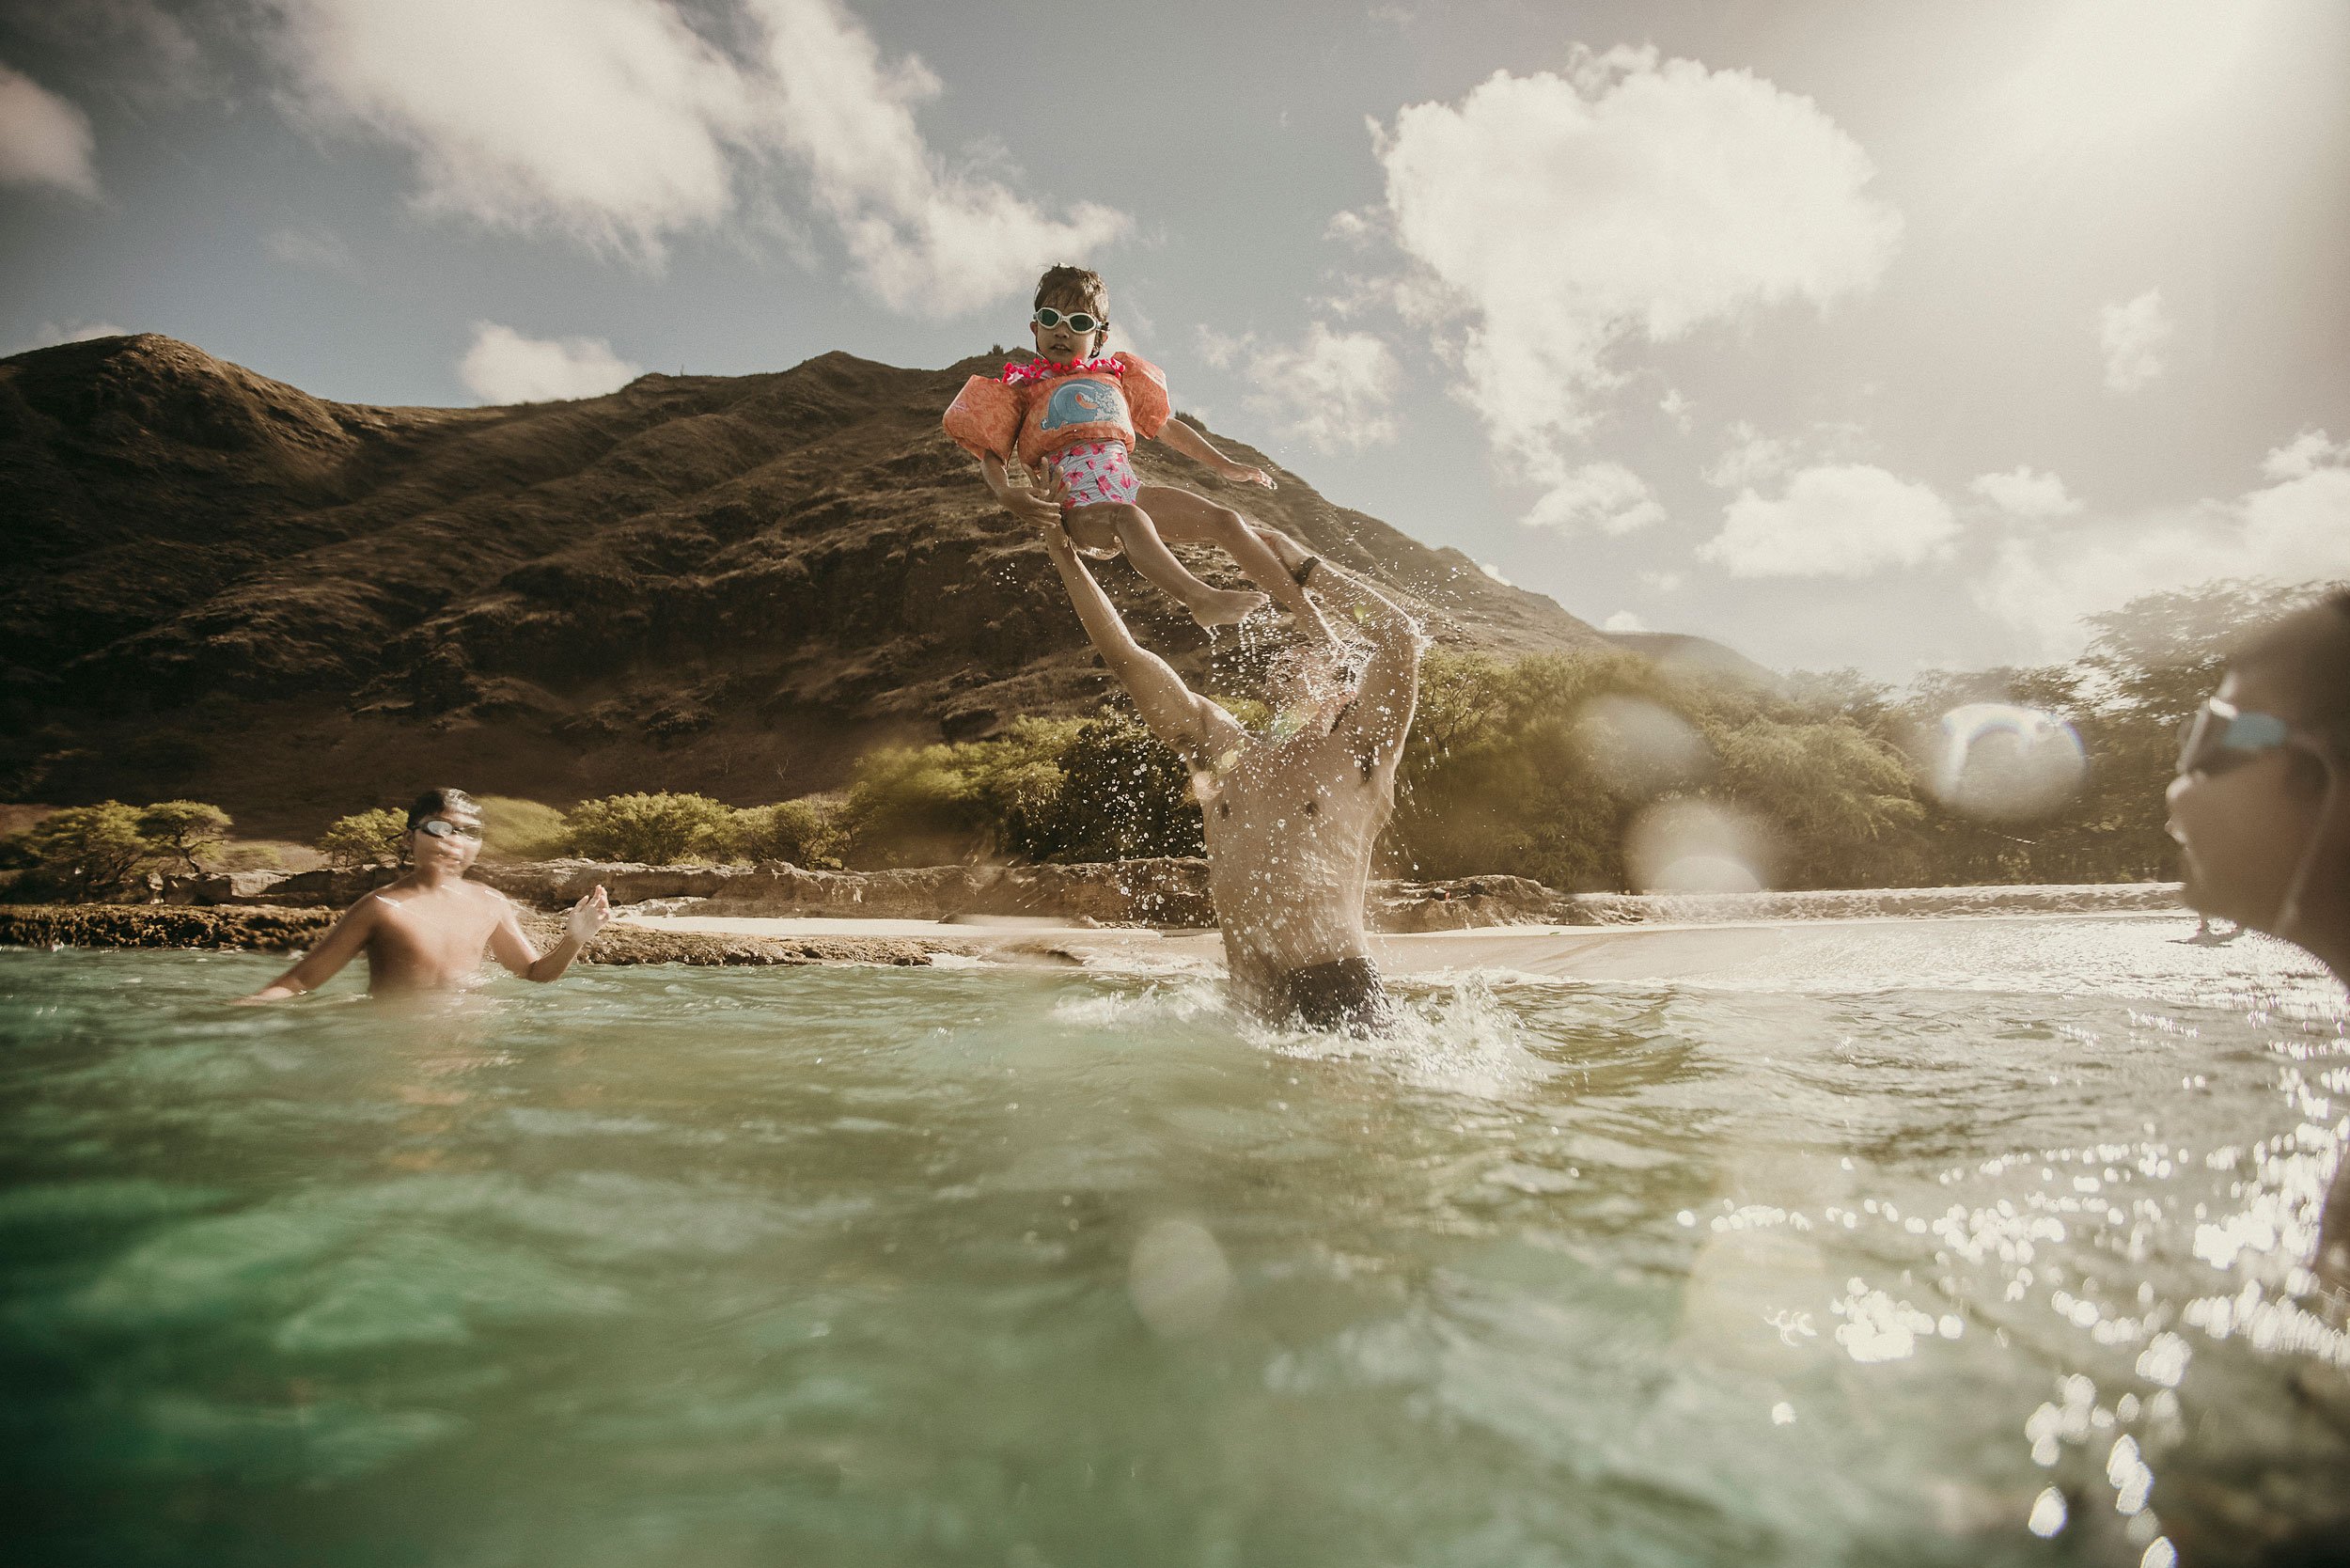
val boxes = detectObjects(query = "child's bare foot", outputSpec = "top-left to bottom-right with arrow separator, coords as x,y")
1190,587 -> 1270,628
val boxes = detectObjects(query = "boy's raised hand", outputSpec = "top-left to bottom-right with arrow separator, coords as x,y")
564,885 -> 613,945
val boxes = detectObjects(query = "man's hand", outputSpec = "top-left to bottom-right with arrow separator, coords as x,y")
565,885 -> 613,945
1221,462 -> 1277,491
999,482 -> 1062,529
1020,463 -> 1077,539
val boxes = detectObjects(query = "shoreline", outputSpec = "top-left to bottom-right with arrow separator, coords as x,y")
0,885 -> 2199,980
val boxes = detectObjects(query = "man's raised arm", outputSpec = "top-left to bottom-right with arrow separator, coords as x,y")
1310,561 -> 1426,772
1036,522 -> 1245,765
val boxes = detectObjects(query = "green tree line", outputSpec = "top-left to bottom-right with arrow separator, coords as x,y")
3,580 -> 2328,899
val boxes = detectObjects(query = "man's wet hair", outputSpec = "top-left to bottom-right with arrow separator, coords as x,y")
2234,588 -> 2350,757
405,787 -> 481,830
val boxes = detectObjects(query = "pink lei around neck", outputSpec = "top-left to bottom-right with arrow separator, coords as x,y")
1000,354 -> 1122,386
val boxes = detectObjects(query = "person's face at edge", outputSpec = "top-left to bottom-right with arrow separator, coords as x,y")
1030,292 -> 1106,364
411,814 -> 484,876
2166,666 -> 2326,932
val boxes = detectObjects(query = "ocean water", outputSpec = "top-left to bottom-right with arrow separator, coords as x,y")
1,917 -> 2345,1567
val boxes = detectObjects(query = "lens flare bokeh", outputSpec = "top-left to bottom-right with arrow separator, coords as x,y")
1926,704 -> 2088,823
1624,797 -> 1777,893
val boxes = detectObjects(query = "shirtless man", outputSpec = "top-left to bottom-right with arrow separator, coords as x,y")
237,788 -> 613,1001
1029,506 -> 1425,1034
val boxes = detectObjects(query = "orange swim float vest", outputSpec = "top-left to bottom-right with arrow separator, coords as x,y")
942,352 -> 1173,468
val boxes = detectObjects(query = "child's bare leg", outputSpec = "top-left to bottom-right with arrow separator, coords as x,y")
1073,502 -> 1266,627
1137,486 -> 1337,647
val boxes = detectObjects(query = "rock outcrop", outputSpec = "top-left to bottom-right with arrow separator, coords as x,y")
1,334 -> 1606,834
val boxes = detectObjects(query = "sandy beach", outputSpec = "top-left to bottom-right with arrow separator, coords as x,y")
617,902 -> 2205,986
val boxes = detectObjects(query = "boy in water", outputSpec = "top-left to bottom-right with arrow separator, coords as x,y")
237,788 -> 612,1001
945,265 -> 1335,647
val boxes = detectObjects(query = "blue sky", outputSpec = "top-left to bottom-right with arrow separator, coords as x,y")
4,0 -> 2345,678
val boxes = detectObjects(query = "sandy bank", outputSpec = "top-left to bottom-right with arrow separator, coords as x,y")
619,900 -> 2204,986
3,885 -> 2201,986
144,859 -> 2185,933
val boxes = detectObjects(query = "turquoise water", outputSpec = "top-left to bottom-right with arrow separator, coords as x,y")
2,919 -> 2346,1566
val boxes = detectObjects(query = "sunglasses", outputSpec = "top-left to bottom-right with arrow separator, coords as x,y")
416,818 -> 484,840
2176,698 -> 2297,777
1032,307 -> 1105,335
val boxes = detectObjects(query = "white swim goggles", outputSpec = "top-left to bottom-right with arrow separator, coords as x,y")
1032,307 -> 1106,335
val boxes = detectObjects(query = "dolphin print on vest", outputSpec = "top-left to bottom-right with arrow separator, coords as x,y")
1040,378 -> 1128,434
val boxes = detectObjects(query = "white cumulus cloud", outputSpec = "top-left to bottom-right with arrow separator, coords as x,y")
1700,463 -> 1958,578
1603,610 -> 1649,633
1371,45 -> 1900,525
1525,460 -> 1665,535
1969,466 -> 2081,521
0,61 -> 101,196
1703,422 -> 1794,489
261,0 -> 1124,310
2261,428 -> 2348,481
1978,432 -> 2350,658
1232,322 -> 1402,451
459,322 -> 641,403
2099,288 -> 2170,393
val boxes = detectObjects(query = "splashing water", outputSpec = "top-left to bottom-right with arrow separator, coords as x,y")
2,922 -> 2345,1564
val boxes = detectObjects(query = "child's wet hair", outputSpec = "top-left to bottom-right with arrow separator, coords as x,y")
406,787 -> 481,830
1033,264 -> 1109,352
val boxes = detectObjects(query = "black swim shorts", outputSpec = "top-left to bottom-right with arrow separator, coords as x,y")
1276,955 -> 1398,1037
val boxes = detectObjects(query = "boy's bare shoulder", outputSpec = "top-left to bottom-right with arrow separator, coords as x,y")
460,880 -> 516,909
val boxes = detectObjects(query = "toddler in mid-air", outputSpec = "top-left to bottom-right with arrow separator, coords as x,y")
944,265 -> 1333,645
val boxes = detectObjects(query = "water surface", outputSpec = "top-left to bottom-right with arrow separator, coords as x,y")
2,917 -> 2345,1566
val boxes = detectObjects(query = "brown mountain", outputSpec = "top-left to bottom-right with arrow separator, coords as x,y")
1,333 -> 1608,834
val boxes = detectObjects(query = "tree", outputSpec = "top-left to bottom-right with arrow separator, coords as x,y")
317,808 -> 409,869
27,803 -> 151,898
715,800 -> 845,868
138,800 -> 232,875
562,792 -> 734,864
1010,710 -> 1203,862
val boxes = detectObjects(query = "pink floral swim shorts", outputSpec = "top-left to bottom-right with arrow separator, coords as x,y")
1051,440 -> 1141,511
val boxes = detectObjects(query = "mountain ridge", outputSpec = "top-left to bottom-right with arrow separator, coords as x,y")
1,333 -> 1636,833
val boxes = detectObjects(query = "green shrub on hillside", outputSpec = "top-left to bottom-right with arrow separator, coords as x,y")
563,792 -> 733,864
318,808 -> 409,869
715,799 -> 846,869
137,800 -> 233,875
1007,710 -> 1202,862
473,795 -> 569,861
27,803 -> 151,897
831,713 -> 1203,868
835,718 -> 1081,868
